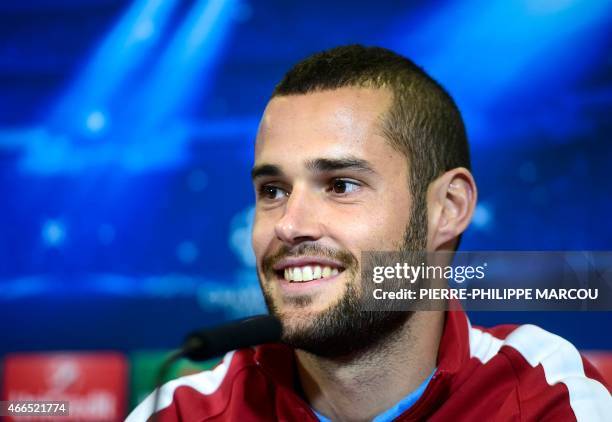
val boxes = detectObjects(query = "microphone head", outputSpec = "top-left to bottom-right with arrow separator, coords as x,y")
182,314 -> 283,361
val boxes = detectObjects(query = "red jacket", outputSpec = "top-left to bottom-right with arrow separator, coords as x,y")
127,311 -> 611,421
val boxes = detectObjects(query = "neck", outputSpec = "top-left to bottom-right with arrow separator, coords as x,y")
295,311 -> 444,422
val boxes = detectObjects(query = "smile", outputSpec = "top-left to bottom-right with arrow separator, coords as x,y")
273,257 -> 346,284
283,265 -> 340,283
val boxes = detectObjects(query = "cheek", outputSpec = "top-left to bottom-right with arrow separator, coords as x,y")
327,214 -> 387,255
337,204 -> 409,251
373,190 -> 412,245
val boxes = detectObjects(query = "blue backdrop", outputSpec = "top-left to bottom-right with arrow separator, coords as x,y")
1,0 -> 611,356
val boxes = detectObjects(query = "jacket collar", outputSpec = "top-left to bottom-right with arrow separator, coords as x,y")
436,307 -> 471,376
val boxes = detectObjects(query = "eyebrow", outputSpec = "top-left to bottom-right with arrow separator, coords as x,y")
305,157 -> 376,174
251,156 -> 376,181
251,164 -> 282,180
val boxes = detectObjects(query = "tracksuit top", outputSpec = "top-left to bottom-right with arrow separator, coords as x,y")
128,310 -> 612,421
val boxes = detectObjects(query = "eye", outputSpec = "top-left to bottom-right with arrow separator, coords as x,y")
258,184 -> 288,201
329,179 -> 360,195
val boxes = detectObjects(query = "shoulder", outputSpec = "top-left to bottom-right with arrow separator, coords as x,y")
126,349 -> 258,422
468,321 -> 612,420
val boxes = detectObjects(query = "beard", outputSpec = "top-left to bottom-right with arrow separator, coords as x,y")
258,197 -> 428,358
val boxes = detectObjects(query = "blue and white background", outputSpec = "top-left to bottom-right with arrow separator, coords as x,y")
1,0 -> 611,357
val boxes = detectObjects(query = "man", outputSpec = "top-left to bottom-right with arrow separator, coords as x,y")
128,45 -> 611,421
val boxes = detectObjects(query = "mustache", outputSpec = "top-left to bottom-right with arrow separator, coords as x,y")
261,243 -> 357,274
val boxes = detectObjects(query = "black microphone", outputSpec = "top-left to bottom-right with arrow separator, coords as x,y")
181,314 -> 283,361
151,315 -> 282,421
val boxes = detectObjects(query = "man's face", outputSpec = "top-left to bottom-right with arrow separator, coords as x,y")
251,87 -> 421,355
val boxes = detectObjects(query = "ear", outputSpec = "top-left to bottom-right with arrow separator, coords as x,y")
426,168 -> 477,251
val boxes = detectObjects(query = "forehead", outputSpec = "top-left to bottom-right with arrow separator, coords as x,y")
254,87 -> 396,165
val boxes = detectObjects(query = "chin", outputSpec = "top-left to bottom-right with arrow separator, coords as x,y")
275,302 -> 328,330
277,305 -> 319,325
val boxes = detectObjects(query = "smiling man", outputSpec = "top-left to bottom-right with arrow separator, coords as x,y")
128,45 -> 611,421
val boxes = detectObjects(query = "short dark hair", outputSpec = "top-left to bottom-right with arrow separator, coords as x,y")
272,45 -> 471,249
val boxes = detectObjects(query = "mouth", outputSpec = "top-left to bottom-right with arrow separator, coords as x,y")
272,258 -> 346,284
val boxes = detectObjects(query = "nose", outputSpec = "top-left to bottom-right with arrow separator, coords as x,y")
274,185 -> 323,246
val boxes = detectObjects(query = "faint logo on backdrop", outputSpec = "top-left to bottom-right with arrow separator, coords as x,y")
47,359 -> 80,393
229,206 -> 256,268
192,205 -> 267,317
197,273 -> 267,318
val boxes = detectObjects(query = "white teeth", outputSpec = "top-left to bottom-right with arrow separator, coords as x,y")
302,266 -> 314,281
293,267 -> 303,282
283,264 -> 341,282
